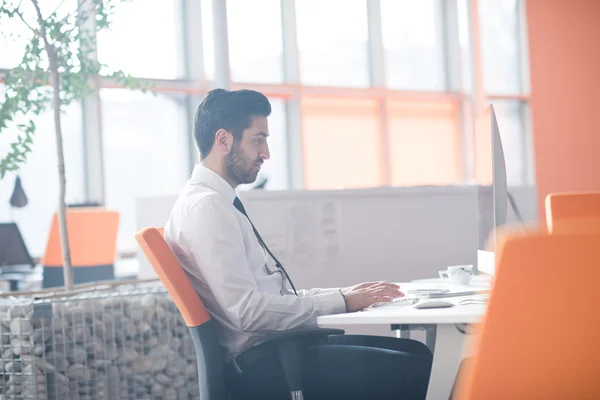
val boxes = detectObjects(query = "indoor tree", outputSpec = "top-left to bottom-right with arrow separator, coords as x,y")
0,0 -> 144,291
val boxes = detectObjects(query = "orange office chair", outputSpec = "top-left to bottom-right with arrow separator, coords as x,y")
545,191 -> 600,234
454,228 -> 600,399
41,208 -> 119,288
135,227 -> 344,400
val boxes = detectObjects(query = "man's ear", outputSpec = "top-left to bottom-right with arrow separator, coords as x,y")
214,129 -> 233,153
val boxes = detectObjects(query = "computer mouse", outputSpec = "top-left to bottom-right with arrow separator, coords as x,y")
414,300 -> 455,309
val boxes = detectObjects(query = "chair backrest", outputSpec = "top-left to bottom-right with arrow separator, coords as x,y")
41,208 -> 120,267
545,191 -> 600,234
456,229 -> 600,399
135,227 -> 226,399
135,227 -> 210,327
41,208 -> 120,287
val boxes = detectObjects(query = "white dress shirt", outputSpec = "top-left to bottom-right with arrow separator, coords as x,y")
164,164 -> 346,357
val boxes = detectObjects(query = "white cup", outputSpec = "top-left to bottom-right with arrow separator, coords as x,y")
439,265 -> 474,286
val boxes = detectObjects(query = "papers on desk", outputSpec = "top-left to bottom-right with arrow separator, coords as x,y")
413,289 -> 490,299
406,282 -> 491,298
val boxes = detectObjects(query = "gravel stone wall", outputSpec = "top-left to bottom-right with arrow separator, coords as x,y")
0,286 -> 201,400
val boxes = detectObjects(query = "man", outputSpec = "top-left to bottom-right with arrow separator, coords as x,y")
165,89 -> 432,399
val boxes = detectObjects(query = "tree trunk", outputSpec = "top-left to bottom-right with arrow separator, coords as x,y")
50,54 -> 74,292
32,0 -> 74,291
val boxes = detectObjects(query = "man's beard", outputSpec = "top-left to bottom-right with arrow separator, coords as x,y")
224,143 -> 261,185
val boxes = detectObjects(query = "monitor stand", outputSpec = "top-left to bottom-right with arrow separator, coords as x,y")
477,249 -> 496,276
508,191 -> 525,225
476,192 -> 526,277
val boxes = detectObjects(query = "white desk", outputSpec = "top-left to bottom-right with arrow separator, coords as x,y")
317,280 -> 489,400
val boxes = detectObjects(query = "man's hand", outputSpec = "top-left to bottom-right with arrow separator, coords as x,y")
340,281 -> 404,312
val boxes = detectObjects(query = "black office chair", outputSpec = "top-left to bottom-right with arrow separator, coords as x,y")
0,222 -> 37,291
136,227 -> 344,399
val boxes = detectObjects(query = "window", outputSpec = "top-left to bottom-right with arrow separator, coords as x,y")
227,0 -> 283,83
201,0 -> 215,80
296,0 -> 370,87
0,0 -> 77,70
381,0 -> 446,91
101,89 -> 189,251
474,101 -> 527,186
237,98 -> 290,191
97,0 -> 181,79
474,104 -> 493,186
256,99 -> 289,190
388,100 -> 461,186
302,97 -> 382,189
0,12 -> 29,69
489,100 -> 527,185
457,0 -> 530,185
0,87 -> 84,256
479,0 -> 522,94
457,0 -> 474,93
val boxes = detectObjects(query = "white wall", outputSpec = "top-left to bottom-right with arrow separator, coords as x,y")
135,185 -> 538,286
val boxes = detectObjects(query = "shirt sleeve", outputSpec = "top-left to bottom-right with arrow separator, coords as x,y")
295,287 -> 343,296
180,196 -> 346,333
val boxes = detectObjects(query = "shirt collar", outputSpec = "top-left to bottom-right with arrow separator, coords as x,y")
190,164 -> 237,204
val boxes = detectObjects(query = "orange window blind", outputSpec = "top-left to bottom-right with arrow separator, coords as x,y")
388,100 -> 461,186
302,97 -> 383,190
474,105 -> 493,186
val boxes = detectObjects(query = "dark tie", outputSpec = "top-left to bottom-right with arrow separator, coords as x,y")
233,197 -> 298,296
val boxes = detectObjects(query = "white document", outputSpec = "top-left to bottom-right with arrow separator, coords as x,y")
288,202 -> 317,264
316,200 -> 342,265
251,201 -> 290,264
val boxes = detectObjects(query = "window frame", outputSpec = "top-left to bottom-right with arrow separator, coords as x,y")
0,0 -> 533,257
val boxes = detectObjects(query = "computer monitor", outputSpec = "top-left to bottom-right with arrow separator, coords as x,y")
475,104 -> 508,275
0,223 -> 35,270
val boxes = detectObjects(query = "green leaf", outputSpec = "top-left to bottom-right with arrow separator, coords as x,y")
0,0 -> 137,180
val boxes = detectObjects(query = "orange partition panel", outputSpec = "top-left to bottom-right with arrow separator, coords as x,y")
527,0 -> 600,219
41,208 -> 119,267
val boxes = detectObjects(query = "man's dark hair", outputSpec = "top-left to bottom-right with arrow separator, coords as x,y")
194,89 -> 272,159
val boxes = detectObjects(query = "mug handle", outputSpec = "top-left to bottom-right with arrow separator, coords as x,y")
439,270 -> 449,279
